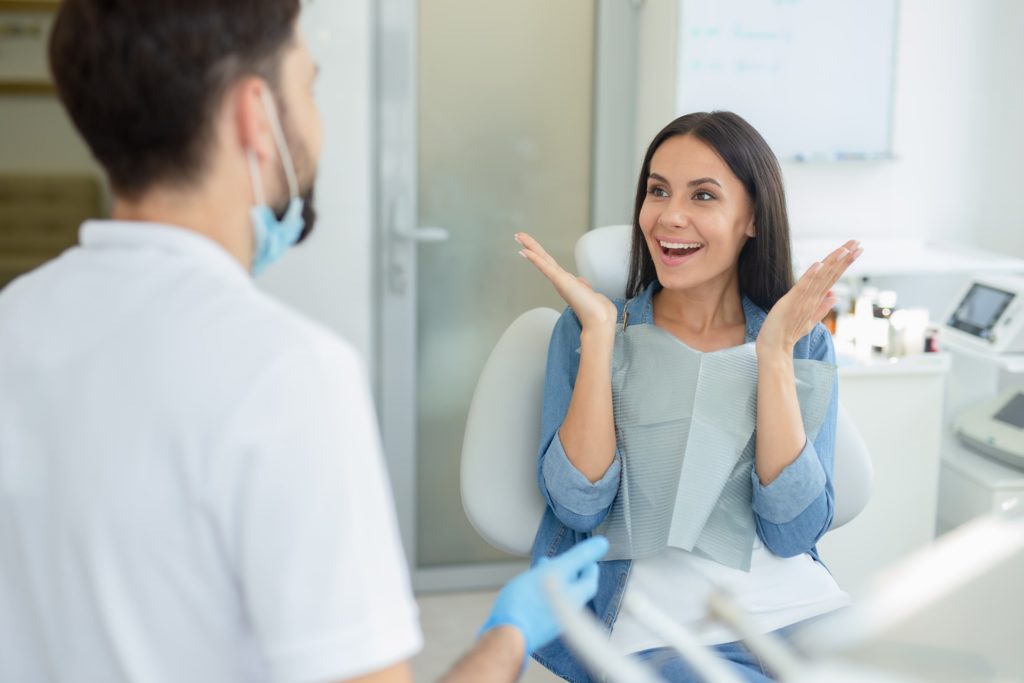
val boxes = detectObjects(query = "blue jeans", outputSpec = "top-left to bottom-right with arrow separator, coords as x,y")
630,618 -> 827,683
634,640 -> 773,682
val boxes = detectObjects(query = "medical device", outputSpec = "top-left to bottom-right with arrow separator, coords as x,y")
943,275 -> 1024,354
952,386 -> 1024,472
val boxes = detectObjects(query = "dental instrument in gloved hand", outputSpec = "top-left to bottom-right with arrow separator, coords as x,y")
480,536 -> 608,660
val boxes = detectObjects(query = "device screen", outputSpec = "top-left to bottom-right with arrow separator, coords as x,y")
993,392 -> 1024,430
947,284 -> 1015,339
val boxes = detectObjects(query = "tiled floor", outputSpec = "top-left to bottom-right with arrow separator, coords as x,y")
412,589 -> 562,682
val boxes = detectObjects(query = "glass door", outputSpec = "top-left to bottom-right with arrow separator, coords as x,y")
376,0 -> 596,590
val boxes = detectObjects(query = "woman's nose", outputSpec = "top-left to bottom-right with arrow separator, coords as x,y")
659,200 -> 691,231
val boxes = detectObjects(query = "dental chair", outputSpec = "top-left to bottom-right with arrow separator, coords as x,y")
461,224 -> 873,557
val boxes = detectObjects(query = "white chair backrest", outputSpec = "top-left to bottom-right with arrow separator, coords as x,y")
461,227 -> 873,556
461,308 -> 558,556
832,404 -> 874,528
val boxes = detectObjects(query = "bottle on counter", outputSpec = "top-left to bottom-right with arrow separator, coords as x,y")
854,287 -> 878,361
871,290 -> 898,353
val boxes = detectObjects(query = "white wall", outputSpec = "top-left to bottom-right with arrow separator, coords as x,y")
784,0 -> 995,245
257,0 -> 376,364
592,0 -> 640,228
634,0 -> 680,178
633,0 -> 1024,256
973,0 -> 1024,257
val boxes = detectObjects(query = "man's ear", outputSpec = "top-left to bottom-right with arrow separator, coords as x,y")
233,76 -> 275,162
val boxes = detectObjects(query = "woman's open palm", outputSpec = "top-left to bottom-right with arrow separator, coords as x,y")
516,232 -> 618,333
757,239 -> 862,354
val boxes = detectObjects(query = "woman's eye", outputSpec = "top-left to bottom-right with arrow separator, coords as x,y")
648,186 -> 668,198
693,190 -> 715,201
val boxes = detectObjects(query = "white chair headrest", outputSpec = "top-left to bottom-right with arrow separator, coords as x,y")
574,224 -> 632,301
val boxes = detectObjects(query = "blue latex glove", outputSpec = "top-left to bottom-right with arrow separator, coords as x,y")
480,536 -> 609,658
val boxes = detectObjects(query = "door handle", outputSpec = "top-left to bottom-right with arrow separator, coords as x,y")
387,226 -> 449,294
395,226 -> 450,243
385,195 -> 452,295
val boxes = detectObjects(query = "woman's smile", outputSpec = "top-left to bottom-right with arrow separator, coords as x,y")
654,237 -> 705,267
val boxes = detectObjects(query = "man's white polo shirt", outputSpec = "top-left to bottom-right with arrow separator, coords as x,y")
0,221 -> 422,683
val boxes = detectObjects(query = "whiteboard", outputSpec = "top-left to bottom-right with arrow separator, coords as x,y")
676,0 -> 898,162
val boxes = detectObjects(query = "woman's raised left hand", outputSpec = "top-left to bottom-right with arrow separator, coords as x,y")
756,240 -> 862,357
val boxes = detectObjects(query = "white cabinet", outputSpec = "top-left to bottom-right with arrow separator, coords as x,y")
938,437 -> 1024,534
816,353 -> 951,598
935,339 -> 1024,534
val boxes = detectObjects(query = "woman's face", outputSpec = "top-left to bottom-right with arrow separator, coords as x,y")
638,134 -> 755,293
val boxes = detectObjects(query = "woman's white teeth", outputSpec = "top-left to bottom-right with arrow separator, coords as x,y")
659,240 -> 702,249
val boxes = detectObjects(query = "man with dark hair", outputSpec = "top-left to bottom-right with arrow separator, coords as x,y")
0,2 -> 606,682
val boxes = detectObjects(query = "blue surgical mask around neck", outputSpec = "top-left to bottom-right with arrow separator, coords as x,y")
247,88 -> 305,276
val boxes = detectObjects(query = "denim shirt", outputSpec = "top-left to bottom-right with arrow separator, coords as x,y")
530,282 -> 839,683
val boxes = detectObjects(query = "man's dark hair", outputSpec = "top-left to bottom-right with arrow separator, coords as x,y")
626,111 -> 795,313
49,0 -> 301,199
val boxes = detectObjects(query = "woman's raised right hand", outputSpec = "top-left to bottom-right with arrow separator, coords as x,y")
516,232 -> 618,334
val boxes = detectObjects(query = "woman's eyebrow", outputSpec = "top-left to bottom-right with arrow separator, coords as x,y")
647,173 -> 723,189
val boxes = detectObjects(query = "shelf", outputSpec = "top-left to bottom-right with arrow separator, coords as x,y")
937,337 -> 1024,372
793,238 -> 1024,278
837,351 -> 951,377
941,431 -> 1024,489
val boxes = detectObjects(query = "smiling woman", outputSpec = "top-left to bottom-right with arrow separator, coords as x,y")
516,110 -> 863,682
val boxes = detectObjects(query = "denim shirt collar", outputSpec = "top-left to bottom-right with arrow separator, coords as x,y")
622,281 -> 768,343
